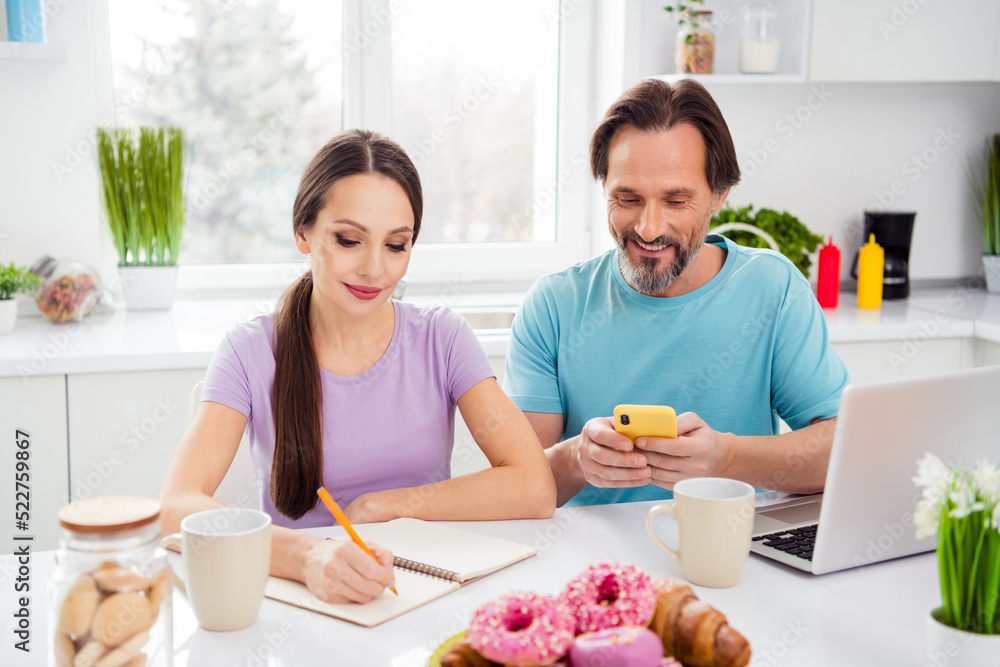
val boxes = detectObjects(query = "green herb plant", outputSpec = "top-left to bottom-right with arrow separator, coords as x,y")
664,0 -> 707,35
710,204 -> 823,278
0,263 -> 41,301
975,134 -> 1000,256
96,127 -> 186,267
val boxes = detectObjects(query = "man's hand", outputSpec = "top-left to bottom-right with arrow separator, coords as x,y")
577,417 -> 653,488
635,411 -> 729,489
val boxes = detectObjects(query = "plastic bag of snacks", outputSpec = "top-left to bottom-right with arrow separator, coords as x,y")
30,256 -> 104,323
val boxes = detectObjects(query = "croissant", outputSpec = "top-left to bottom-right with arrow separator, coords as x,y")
648,579 -> 751,667
439,640 -> 499,667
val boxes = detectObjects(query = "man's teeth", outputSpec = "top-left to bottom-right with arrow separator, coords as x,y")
635,240 -> 667,251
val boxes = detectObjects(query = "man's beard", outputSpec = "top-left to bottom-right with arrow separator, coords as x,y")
615,226 -> 708,295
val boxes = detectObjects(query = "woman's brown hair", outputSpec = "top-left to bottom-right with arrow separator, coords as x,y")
271,129 -> 422,519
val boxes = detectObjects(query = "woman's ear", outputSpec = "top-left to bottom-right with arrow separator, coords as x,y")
294,229 -> 311,255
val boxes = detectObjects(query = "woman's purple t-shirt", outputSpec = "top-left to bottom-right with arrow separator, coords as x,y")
201,301 -> 496,529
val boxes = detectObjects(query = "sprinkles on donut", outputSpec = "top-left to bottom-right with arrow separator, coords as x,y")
559,561 -> 658,635
467,590 -> 575,667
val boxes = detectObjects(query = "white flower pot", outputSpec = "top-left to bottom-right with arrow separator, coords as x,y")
984,255 -> 1000,294
926,610 -> 1000,666
0,298 -> 17,334
119,265 -> 179,311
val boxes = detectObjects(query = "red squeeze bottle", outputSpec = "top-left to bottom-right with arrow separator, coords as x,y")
816,236 -> 840,308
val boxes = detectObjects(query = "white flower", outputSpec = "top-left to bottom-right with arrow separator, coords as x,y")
915,497 -> 942,539
914,453 -> 952,509
914,453 -> 950,490
948,483 -> 986,519
972,460 -> 1000,503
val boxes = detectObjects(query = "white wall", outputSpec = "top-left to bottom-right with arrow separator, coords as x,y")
710,82 -> 1000,283
0,0 -> 113,281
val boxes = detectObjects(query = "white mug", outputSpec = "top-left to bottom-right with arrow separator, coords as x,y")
160,508 -> 272,631
646,478 -> 756,588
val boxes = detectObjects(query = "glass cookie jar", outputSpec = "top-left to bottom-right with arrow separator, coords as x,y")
49,496 -> 172,667
675,9 -> 715,74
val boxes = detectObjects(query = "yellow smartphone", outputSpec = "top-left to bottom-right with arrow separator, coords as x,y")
613,405 -> 677,441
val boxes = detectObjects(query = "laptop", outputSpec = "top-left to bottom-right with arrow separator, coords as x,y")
750,364 -> 1000,575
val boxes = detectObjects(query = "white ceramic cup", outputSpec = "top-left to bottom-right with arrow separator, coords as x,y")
646,478 -> 756,588
160,508 -> 272,631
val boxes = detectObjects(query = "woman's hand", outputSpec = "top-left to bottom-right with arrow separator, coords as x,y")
301,538 -> 395,604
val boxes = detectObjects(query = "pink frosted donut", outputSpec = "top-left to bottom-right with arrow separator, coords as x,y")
568,626 -> 664,667
467,591 -> 575,667
559,561 -> 657,634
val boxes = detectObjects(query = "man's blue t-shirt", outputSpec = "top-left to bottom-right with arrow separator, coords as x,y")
503,235 -> 849,506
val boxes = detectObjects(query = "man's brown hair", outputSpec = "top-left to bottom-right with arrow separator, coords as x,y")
590,78 -> 741,193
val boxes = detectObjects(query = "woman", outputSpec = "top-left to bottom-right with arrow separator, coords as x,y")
161,130 -> 556,605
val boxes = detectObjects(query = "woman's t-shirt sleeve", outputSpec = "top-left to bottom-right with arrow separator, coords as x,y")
201,327 -> 254,420
440,309 -> 496,402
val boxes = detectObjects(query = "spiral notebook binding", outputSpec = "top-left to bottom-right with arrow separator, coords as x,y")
393,556 -> 461,582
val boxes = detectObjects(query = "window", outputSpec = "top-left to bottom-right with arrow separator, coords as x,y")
108,0 -> 343,264
389,0 -> 558,245
105,0 -> 593,292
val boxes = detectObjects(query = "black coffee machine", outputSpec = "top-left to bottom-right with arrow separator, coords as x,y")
851,211 -> 916,300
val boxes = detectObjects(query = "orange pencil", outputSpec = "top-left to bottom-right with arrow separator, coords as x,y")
316,487 -> 398,596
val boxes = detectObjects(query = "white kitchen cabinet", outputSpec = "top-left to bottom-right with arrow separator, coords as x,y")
66,369 -> 206,505
833,337 -> 975,385
0,375 -> 69,553
809,0 -> 1000,82
975,339 -> 1000,366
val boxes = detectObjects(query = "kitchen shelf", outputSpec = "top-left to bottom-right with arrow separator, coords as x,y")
0,41 -> 67,61
633,0 -> 811,84
653,73 -> 808,85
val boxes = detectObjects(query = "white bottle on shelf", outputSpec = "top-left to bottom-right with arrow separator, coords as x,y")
740,0 -> 781,74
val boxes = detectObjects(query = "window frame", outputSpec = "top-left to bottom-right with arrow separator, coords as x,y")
100,0 -> 604,297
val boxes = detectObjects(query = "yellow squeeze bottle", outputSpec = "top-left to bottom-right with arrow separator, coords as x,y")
857,234 -> 884,309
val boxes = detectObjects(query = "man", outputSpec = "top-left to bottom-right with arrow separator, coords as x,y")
503,79 -> 849,507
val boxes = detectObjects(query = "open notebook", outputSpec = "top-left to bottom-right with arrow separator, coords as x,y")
265,517 -> 537,627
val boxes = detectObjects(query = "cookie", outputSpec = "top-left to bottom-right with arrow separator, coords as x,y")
74,640 -> 107,667
91,593 -> 152,647
93,568 -> 153,595
146,571 -> 170,624
58,574 -> 100,638
94,631 -> 149,667
124,654 -> 146,667
54,631 -> 76,667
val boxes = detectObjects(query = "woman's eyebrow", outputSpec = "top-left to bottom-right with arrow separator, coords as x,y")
332,219 -> 413,235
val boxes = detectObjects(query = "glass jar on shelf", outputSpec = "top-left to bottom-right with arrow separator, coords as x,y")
740,0 -> 781,74
29,255 -> 104,323
675,10 -> 715,74
49,496 -> 172,667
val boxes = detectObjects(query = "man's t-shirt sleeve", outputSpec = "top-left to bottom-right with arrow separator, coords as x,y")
503,280 -> 564,414
201,328 -> 254,421
771,283 -> 849,431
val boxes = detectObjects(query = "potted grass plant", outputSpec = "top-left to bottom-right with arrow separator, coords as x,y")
0,262 -> 42,334
975,134 -> 1000,292
914,453 -> 1000,665
96,126 -> 186,310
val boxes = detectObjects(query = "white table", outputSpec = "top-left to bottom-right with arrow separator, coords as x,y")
1,499 -> 940,666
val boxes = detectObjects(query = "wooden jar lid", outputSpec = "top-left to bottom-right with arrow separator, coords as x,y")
58,496 -> 161,534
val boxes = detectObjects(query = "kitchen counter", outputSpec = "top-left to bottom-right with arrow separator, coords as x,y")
1,288 -> 999,377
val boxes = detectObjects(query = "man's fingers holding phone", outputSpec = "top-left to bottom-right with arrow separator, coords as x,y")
578,417 -> 651,488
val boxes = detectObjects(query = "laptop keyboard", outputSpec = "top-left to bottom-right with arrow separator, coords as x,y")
753,524 -> 818,561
